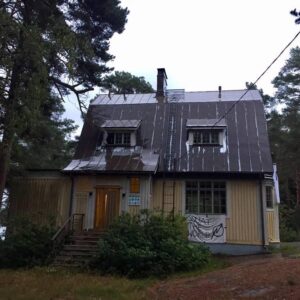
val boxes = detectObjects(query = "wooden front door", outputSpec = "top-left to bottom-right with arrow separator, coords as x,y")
94,187 -> 120,229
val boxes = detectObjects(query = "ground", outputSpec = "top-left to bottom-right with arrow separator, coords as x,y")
1,252 -> 300,299
150,255 -> 300,299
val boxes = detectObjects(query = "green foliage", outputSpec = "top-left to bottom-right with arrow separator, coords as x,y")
102,71 -> 154,94
0,0 -> 129,202
91,211 -> 211,278
0,217 -> 55,268
279,205 -> 300,242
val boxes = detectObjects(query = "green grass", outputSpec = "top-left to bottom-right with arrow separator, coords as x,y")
0,268 -> 152,300
0,257 -> 228,300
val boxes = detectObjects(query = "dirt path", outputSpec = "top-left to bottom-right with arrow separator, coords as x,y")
149,255 -> 300,299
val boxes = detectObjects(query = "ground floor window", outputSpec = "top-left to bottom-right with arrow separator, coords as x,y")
266,185 -> 274,209
186,181 -> 226,214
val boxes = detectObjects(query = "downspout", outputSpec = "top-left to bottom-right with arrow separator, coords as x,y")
259,176 -> 267,249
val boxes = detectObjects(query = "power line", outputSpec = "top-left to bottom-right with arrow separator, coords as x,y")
212,29 -> 300,127
175,29 -> 300,164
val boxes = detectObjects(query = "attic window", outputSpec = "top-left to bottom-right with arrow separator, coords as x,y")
107,132 -> 131,146
186,118 -> 226,148
193,130 -> 221,145
101,119 -> 141,147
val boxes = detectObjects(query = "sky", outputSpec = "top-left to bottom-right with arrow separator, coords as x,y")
64,0 -> 300,134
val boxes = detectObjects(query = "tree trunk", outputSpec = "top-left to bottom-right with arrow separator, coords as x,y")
297,169 -> 300,207
0,116 -> 15,207
0,32 -> 24,206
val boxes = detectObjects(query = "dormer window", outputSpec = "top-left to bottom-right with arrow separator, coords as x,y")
193,129 -> 221,145
101,119 -> 141,147
186,119 -> 227,149
107,132 -> 131,146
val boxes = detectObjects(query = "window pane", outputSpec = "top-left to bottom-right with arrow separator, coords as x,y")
193,132 -> 201,144
202,131 -> 210,143
186,181 -> 198,214
123,133 -> 131,145
266,186 -> 273,208
213,190 -> 226,214
199,181 -> 211,189
199,190 -> 212,213
115,133 -> 123,144
186,181 -> 226,215
107,133 -> 114,145
211,131 -> 220,144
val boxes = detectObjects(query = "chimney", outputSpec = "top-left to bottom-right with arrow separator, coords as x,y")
156,68 -> 168,102
218,86 -> 222,100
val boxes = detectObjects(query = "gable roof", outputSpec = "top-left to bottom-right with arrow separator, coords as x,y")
64,89 -> 273,174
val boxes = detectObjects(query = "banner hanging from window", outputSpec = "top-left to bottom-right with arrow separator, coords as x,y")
186,214 -> 226,243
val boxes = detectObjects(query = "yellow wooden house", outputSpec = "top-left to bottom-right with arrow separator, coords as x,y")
10,68 -> 280,255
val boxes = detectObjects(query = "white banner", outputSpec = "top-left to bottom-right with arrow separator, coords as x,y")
187,214 -> 226,243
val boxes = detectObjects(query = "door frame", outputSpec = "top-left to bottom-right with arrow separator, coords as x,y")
94,186 -> 121,229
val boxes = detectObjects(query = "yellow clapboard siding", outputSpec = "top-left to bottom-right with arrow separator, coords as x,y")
267,210 -> 280,242
226,180 -> 262,244
9,176 -> 71,227
151,179 -> 183,214
128,205 -> 140,215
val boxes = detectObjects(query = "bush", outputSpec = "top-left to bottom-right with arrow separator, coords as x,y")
0,217 -> 55,268
91,211 -> 210,278
279,205 -> 300,242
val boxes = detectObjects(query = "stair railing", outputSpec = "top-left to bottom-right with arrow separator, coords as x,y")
52,213 -> 85,247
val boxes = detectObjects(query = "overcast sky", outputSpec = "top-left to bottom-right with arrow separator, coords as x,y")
65,0 -> 300,133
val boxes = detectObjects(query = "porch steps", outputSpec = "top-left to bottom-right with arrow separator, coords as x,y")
53,230 -> 105,267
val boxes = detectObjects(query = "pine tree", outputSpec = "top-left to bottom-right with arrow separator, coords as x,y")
272,47 -> 300,207
0,0 -> 129,204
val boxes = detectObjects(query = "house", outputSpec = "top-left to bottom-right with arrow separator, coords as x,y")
9,68 -> 280,255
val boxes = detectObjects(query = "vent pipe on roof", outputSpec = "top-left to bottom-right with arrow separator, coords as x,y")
218,86 -> 222,100
156,68 -> 168,103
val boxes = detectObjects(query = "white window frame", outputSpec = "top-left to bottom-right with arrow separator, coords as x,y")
185,180 -> 227,215
107,131 -> 132,146
265,184 -> 274,210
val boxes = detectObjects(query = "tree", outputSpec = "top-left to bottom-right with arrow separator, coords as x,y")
102,71 -> 154,95
245,82 -> 275,119
0,1 -> 129,204
272,47 -> 300,208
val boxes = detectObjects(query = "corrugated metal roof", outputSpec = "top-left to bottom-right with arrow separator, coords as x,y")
101,120 -> 141,129
66,90 -> 273,174
186,119 -> 227,127
64,148 -> 159,173
91,89 -> 262,105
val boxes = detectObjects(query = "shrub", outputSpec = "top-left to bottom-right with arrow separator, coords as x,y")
91,211 -> 210,278
279,205 -> 300,242
0,217 -> 55,268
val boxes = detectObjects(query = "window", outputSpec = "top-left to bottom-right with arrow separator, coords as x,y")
266,186 -> 273,209
186,181 -> 226,214
107,132 -> 131,146
192,130 -> 221,145
130,177 -> 140,193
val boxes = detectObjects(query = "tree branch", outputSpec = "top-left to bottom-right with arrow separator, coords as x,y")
50,76 -> 93,119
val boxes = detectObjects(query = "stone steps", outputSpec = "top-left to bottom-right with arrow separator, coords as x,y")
53,230 -> 104,267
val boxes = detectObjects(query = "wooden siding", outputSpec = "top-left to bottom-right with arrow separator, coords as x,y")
74,175 -> 152,224
226,181 -> 262,245
152,179 -> 183,214
9,176 -> 71,227
267,207 -> 280,243
153,179 -> 263,245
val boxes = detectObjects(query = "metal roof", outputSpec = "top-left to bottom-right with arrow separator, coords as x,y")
186,119 -> 227,127
101,119 -> 141,129
91,89 -> 262,105
66,89 -> 273,174
64,148 -> 159,173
